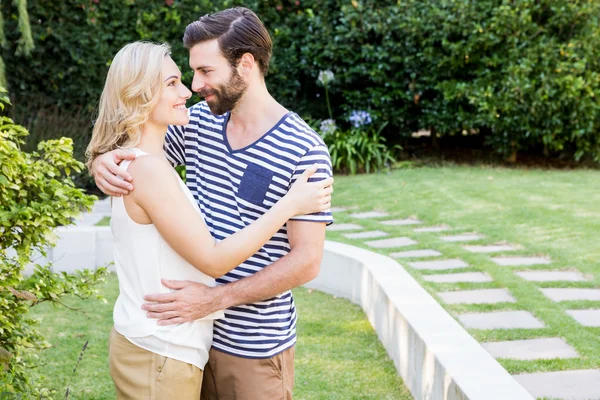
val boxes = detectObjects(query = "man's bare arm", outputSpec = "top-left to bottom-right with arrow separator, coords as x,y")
142,220 -> 326,325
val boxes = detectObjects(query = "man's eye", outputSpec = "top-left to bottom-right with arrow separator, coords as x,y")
202,70 -> 211,75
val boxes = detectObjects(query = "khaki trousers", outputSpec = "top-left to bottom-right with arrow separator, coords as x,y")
201,346 -> 295,400
108,328 -> 203,400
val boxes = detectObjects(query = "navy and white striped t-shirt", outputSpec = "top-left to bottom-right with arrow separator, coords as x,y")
164,101 -> 333,359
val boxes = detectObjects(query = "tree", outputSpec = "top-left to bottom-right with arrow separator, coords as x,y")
0,0 -> 34,87
0,89 -> 108,397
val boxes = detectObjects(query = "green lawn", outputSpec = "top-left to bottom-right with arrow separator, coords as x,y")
28,275 -> 410,399
326,165 -> 600,376
95,216 -> 110,226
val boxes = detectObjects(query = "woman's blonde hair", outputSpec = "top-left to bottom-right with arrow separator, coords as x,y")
86,41 -> 171,170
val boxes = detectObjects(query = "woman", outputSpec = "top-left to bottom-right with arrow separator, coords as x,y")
85,42 -> 332,399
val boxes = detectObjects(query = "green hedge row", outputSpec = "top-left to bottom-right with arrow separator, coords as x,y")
4,0 -> 600,163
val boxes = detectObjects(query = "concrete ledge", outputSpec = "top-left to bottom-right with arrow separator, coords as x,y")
305,241 -> 534,400
19,226 -> 114,276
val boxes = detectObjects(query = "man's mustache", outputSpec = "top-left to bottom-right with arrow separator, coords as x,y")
199,89 -> 218,98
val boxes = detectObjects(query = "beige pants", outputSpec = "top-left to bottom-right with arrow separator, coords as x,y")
108,328 -> 203,400
201,346 -> 295,400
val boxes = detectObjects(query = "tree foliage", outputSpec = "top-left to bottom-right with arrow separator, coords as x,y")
0,89 -> 108,397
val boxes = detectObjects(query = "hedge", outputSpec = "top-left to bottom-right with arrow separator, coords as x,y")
3,0 -> 600,169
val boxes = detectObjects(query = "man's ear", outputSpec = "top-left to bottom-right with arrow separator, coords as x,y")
238,53 -> 255,77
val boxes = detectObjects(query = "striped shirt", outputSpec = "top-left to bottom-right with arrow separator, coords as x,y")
164,101 -> 333,358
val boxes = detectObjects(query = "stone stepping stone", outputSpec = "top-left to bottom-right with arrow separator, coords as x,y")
349,211 -> 389,219
440,233 -> 485,242
329,206 -> 348,213
414,225 -> 450,233
407,258 -> 468,271
390,249 -> 442,259
365,237 -> 417,249
423,272 -> 492,283
566,309 -> 600,327
463,244 -> 518,253
513,369 -> 600,400
438,288 -> 515,305
541,288 -> 600,302
491,256 -> 551,266
459,310 -> 545,330
327,223 -> 363,232
343,230 -> 388,240
516,270 -> 588,282
482,338 -> 579,360
380,218 -> 422,226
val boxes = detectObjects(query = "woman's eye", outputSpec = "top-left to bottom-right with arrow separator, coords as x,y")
168,81 -> 176,86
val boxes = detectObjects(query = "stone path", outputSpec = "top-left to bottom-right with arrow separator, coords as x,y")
459,310 -> 545,330
513,370 -> 600,400
541,288 -> 600,302
327,223 -> 363,232
390,249 -> 441,259
326,209 -> 600,399
440,233 -> 485,242
329,206 -> 348,213
482,338 -> 579,360
349,211 -> 389,219
438,289 -> 516,305
407,259 -> 468,271
463,244 -> 518,253
343,230 -> 388,239
365,237 -> 417,249
423,272 -> 492,283
491,256 -> 551,266
380,218 -> 421,226
516,271 -> 588,282
414,225 -> 450,233
565,309 -> 600,327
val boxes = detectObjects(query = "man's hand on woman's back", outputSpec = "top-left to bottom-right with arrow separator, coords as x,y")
91,149 -> 137,196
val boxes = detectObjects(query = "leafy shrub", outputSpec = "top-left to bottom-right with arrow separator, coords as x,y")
0,90 -> 108,396
4,0 -> 600,163
320,121 -> 399,175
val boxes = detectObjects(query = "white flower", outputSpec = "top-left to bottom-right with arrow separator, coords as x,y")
318,70 -> 335,87
349,110 -> 372,128
319,119 -> 337,137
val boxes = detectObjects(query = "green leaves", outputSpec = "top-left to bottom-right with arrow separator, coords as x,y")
0,90 -> 107,396
324,124 -> 400,175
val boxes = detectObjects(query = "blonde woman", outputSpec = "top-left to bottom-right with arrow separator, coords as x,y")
86,42 -> 332,399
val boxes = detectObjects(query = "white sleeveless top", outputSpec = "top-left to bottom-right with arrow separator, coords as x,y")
111,148 -> 223,369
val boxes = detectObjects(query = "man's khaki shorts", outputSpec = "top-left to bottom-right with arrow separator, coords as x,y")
108,328 -> 203,400
201,346 -> 295,400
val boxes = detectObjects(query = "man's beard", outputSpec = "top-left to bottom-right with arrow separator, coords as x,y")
200,68 -> 247,115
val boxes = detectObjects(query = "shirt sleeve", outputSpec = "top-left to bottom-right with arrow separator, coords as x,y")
288,143 -> 334,225
164,124 -> 185,167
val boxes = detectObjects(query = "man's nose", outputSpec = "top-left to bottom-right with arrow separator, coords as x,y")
192,75 -> 205,93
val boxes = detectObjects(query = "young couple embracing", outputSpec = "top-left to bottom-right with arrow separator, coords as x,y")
87,7 -> 333,400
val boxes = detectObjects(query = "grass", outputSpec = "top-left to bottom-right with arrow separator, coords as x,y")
28,275 -> 410,399
326,165 -> 600,376
94,217 -> 110,226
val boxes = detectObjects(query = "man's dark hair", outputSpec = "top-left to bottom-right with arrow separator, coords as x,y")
183,7 -> 272,76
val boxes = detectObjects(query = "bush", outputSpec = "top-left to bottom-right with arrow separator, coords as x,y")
0,90 -> 108,397
4,0 -> 600,163
323,125 -> 398,175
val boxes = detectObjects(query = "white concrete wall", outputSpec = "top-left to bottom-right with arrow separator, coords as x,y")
19,226 -> 114,276
305,241 -> 534,400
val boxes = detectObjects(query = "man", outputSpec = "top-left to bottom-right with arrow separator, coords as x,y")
91,7 -> 333,400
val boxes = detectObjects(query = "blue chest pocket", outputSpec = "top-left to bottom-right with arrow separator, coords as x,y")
238,163 -> 274,206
